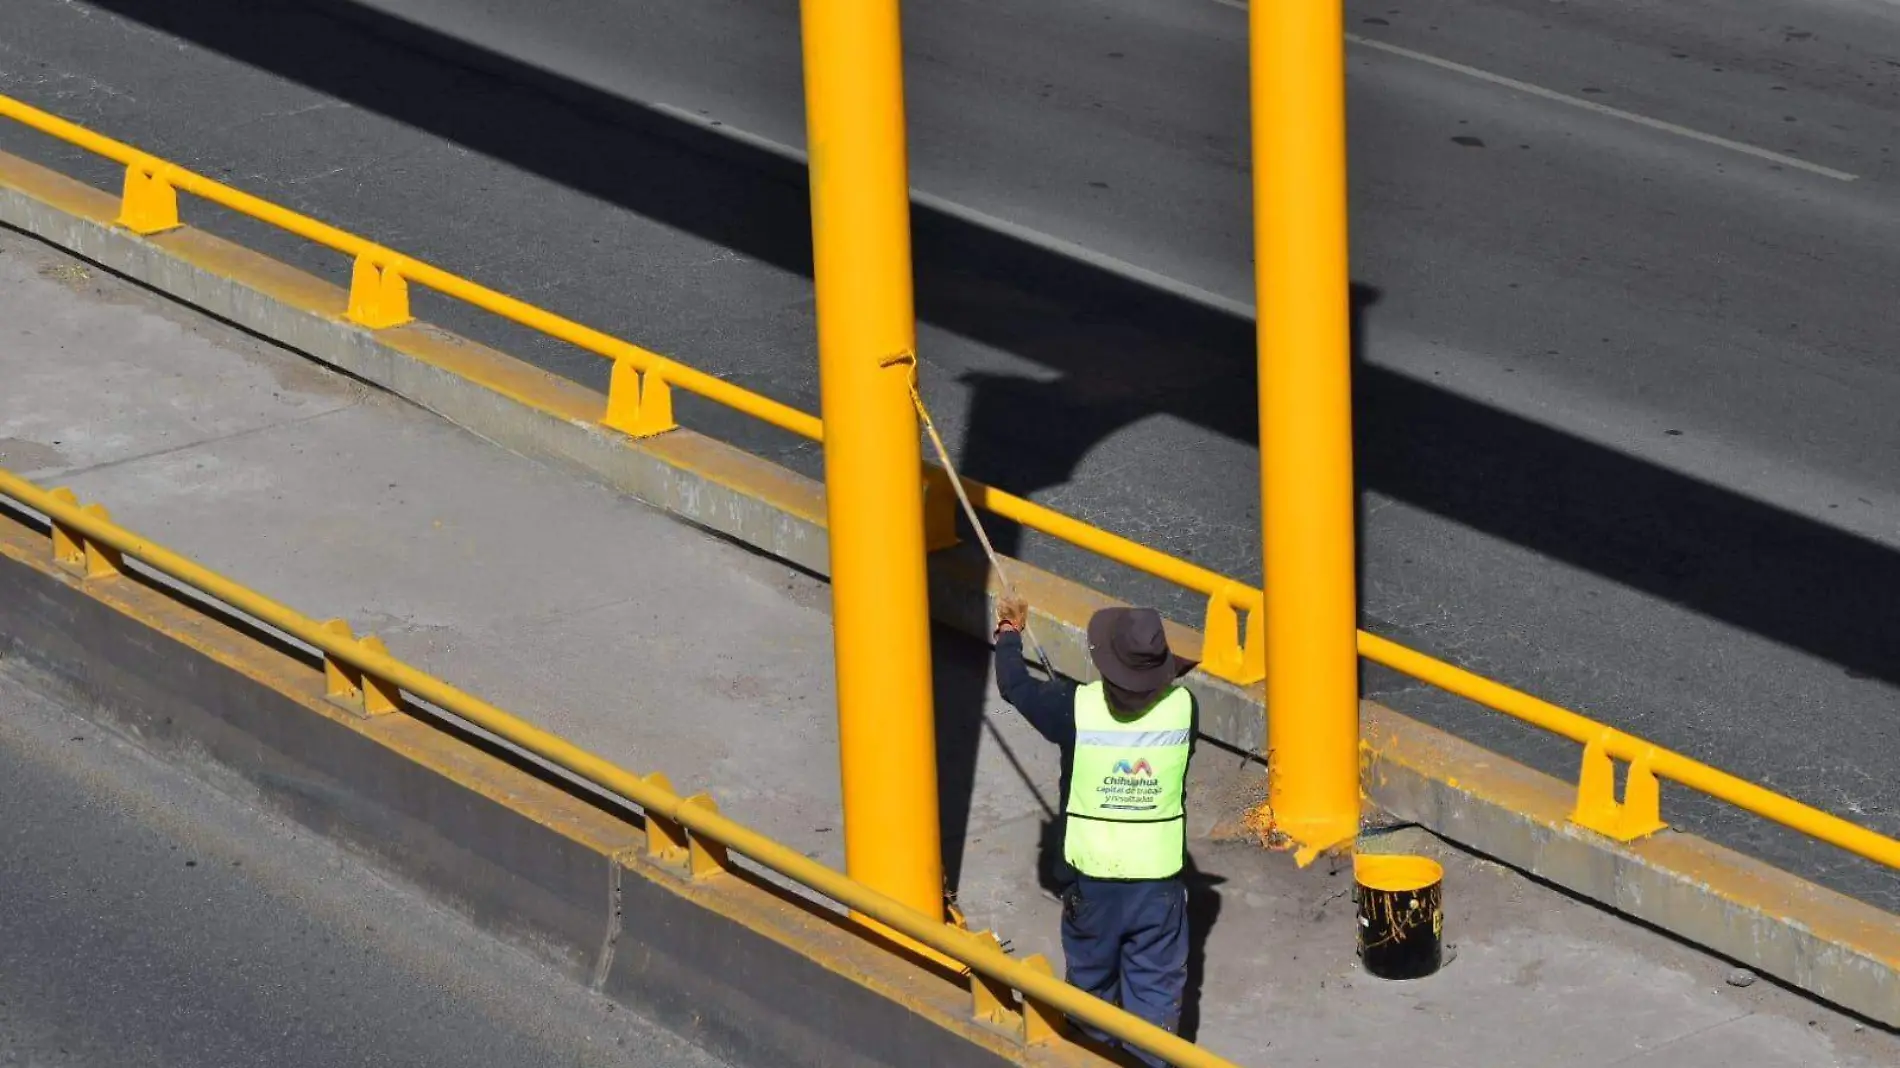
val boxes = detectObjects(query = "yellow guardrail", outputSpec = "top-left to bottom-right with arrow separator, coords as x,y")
1360,632 -> 1900,865
0,92 -> 1263,679
0,464 -> 1236,1068
3,94 -> 1897,882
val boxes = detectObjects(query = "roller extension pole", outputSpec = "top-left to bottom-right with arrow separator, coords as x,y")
1250,0 -> 1362,860
799,0 -> 945,922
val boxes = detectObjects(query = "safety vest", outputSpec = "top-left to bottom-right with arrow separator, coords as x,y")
1064,681 -> 1192,880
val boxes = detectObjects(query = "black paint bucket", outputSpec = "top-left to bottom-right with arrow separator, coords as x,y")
1354,854 -> 1445,980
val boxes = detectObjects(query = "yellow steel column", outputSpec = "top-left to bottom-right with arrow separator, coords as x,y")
1251,0 -> 1361,859
799,0 -> 945,920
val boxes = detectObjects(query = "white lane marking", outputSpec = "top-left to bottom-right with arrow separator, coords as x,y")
648,100 -> 1258,320
1346,34 -> 1859,182
1203,0 -> 1858,182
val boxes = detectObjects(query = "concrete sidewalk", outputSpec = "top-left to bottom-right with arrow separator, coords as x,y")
1,223 -> 1892,1067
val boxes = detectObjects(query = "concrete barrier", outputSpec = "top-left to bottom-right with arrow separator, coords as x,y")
3,147 -> 1898,1028
0,497 -> 1112,1068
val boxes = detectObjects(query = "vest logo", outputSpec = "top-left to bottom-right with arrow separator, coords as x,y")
1112,759 -> 1154,776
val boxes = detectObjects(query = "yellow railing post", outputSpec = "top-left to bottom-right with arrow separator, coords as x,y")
798,0 -> 945,926
1252,0 -> 1361,860
117,158 -> 180,235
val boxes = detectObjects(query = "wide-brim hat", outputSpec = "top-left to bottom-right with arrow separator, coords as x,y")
1086,607 -> 1193,700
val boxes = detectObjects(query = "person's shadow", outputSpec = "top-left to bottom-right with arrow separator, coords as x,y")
932,368 -> 1152,902
1177,851 -> 1226,1043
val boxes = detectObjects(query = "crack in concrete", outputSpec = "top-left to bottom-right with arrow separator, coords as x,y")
1598,1011 -> 1753,1067
591,850 -> 630,993
42,398 -> 367,484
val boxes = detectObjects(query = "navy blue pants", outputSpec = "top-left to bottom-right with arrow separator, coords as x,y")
1060,875 -> 1188,1066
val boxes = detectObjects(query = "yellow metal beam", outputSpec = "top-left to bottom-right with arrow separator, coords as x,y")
1251,0 -> 1362,859
798,0 -> 945,920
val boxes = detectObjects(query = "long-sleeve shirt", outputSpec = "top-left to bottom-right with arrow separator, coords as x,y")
993,629 -> 1198,886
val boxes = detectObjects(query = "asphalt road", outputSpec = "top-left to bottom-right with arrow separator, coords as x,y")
0,669 -> 729,1068
1,0 -> 1897,905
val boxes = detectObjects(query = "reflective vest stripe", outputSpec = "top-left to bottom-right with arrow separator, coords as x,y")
1068,812 -> 1181,824
1073,728 -> 1193,748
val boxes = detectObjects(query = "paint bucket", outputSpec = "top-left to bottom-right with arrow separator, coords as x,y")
1353,853 -> 1445,980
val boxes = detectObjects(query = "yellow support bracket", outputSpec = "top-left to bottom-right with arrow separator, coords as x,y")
48,491 -> 124,579
316,620 -> 397,717
637,779 -> 729,879
1570,731 -> 1667,842
679,793 -> 732,880
1019,954 -> 1067,1045
356,635 -> 402,715
47,487 -> 82,568
117,158 -> 180,235
320,618 -> 362,706
601,359 -> 677,439
968,930 -> 1023,1038
642,771 -> 690,866
1200,582 -> 1264,684
346,253 -> 412,329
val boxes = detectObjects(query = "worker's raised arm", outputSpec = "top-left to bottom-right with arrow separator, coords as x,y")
992,598 -> 1075,747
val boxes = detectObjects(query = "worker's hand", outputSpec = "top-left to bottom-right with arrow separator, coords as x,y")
996,595 -> 1028,634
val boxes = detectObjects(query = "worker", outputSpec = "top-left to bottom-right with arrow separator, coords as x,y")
993,595 -> 1196,1065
